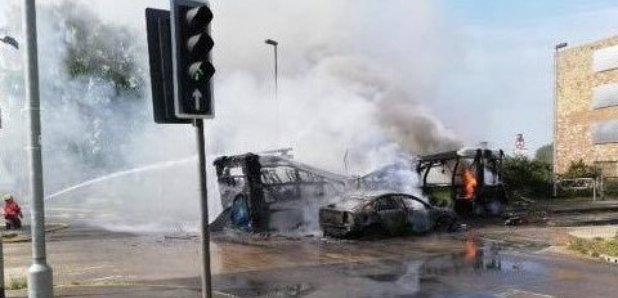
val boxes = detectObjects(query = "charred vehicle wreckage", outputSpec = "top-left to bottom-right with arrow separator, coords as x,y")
211,150 -> 350,233
211,147 -> 506,237
319,192 -> 458,238
417,148 -> 507,217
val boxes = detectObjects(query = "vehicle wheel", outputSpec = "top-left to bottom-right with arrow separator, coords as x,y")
363,223 -> 387,238
323,228 -> 350,239
435,216 -> 456,233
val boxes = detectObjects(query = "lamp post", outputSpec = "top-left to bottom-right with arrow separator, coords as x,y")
553,42 -> 568,197
0,32 -> 18,298
22,0 -> 54,297
0,35 -> 19,50
264,39 -> 280,145
264,39 -> 278,98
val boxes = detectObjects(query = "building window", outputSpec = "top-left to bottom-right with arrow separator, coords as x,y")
593,83 -> 618,109
593,45 -> 618,72
593,120 -> 618,144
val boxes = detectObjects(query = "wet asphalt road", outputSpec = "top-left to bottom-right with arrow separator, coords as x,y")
6,212 -> 618,298
210,238 -> 618,298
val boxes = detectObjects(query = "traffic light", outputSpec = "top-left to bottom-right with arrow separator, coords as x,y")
171,0 -> 215,118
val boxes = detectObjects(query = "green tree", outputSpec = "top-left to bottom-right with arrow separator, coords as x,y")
502,156 -> 552,199
56,2 -> 144,96
535,143 -> 553,164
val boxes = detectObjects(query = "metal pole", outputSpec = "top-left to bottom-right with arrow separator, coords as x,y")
0,235 -> 4,298
264,39 -> 279,146
274,44 -> 280,146
593,178 -> 597,202
194,119 -> 212,298
552,47 -> 558,198
273,44 -> 278,100
23,1 -> 53,297
552,42 -> 567,198
0,32 -> 18,298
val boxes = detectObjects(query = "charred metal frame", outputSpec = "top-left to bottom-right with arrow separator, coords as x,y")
213,153 -> 349,232
416,148 -> 506,216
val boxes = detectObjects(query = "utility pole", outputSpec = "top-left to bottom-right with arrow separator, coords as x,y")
23,0 -> 54,297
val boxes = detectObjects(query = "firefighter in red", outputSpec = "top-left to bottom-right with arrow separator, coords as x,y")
3,194 -> 23,230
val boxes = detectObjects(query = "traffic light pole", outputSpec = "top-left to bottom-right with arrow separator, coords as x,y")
194,119 -> 212,298
148,2 -> 214,296
23,0 -> 54,297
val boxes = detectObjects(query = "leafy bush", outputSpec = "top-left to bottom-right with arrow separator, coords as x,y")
426,186 -> 452,208
603,179 -> 618,197
502,156 -> 552,199
561,159 -> 601,179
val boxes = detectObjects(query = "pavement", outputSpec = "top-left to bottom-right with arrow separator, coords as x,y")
527,198 -> 618,227
543,198 -> 618,214
8,285 -> 233,298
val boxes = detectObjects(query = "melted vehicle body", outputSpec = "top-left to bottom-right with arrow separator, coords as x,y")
319,192 -> 458,238
417,147 -> 507,217
212,152 -> 351,233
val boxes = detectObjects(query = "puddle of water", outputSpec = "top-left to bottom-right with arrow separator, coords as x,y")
212,234 -> 558,297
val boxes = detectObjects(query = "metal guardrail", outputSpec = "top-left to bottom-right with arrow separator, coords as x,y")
557,177 -> 598,201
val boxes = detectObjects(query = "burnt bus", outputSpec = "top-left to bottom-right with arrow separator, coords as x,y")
416,148 -> 507,217
212,153 -> 350,232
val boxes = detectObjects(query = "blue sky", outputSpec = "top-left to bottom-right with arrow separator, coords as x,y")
432,0 -> 618,154
7,0 -> 618,157
71,0 -> 618,155
444,0 -> 618,25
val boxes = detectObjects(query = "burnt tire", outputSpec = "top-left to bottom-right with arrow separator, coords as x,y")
360,223 -> 391,239
435,216 -> 457,233
323,227 -> 355,239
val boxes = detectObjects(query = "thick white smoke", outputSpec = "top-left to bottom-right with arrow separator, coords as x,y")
0,0 -> 460,233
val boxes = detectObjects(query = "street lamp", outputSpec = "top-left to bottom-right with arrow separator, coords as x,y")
552,41 -> 568,197
0,32 -> 18,298
264,38 -> 280,145
264,39 -> 278,98
0,35 -> 19,49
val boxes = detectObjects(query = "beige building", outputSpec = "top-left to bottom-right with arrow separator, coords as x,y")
555,35 -> 618,177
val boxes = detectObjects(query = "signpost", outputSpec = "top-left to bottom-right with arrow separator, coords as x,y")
146,1 -> 215,297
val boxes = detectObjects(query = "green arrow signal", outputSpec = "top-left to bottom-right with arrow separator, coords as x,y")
188,61 -> 215,82
189,62 -> 205,81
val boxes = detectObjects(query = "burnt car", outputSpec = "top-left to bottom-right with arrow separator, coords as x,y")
319,192 -> 458,238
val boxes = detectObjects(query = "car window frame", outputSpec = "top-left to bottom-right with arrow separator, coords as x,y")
375,195 -> 405,212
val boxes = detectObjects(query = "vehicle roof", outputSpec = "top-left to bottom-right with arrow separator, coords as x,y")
326,192 -> 432,211
419,147 -> 504,162
343,191 -> 424,201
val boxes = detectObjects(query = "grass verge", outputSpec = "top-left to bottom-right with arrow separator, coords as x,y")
568,236 -> 618,257
7,276 -> 27,290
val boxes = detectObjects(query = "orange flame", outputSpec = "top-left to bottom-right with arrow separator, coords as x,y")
464,231 -> 480,263
462,169 -> 477,200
